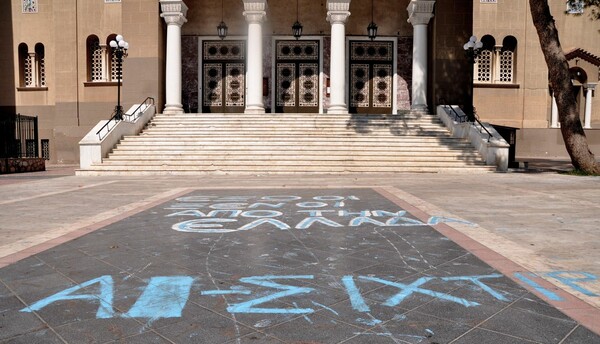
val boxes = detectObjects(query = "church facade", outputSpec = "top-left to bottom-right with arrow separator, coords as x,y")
1,0 -> 598,164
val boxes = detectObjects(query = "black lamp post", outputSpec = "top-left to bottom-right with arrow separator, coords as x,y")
292,0 -> 303,39
367,0 -> 377,40
463,35 -> 483,122
109,35 -> 129,121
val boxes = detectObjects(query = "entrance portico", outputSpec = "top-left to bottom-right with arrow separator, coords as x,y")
161,0 -> 436,115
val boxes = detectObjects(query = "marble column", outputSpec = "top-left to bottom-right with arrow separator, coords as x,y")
326,0 -> 351,114
243,0 -> 267,114
551,94 -> 559,128
584,84 -> 595,129
407,0 -> 435,112
160,0 -> 188,114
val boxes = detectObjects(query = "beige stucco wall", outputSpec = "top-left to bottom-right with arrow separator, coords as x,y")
5,0 -> 163,164
473,0 -> 600,130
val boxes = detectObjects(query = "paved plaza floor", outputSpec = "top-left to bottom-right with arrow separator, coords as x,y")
0,166 -> 599,343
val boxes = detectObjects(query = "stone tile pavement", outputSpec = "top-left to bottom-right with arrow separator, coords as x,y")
0,166 -> 599,343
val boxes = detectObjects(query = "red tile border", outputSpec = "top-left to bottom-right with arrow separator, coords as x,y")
374,187 -> 600,336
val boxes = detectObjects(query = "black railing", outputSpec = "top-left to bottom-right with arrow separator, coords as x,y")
438,99 -> 493,142
439,98 -> 469,123
96,97 -> 155,140
0,114 -> 39,158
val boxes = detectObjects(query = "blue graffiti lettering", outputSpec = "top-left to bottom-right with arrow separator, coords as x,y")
172,219 -> 238,233
342,276 -> 370,312
371,210 -> 407,217
125,276 -> 194,319
240,210 -> 283,218
442,274 -> 508,301
385,216 -> 426,226
427,216 -> 476,227
349,217 -> 387,227
295,217 -> 344,230
545,271 -> 599,297
238,218 -> 291,231
166,210 -> 207,217
227,276 -> 315,314
21,275 -> 114,318
339,210 -> 372,217
359,276 -> 480,307
513,272 -> 564,301
209,203 -> 248,210
296,202 -> 328,208
248,202 -> 286,209
297,210 -> 336,216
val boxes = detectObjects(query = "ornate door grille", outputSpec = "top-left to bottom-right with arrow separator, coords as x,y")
349,41 -> 394,114
202,41 -> 246,113
275,40 -> 320,113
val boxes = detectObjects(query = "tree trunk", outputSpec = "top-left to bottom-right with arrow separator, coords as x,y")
529,0 -> 600,174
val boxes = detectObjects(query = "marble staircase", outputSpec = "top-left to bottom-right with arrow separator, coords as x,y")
77,112 -> 495,175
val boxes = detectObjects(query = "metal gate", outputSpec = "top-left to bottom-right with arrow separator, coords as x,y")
349,41 -> 394,114
202,40 -> 246,113
0,114 -> 39,158
275,40 -> 320,113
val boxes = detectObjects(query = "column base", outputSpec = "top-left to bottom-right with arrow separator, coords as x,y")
163,104 -> 184,115
326,105 -> 348,114
244,106 -> 266,114
411,104 -> 429,112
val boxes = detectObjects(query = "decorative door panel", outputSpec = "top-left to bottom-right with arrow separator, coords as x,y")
202,41 -> 245,113
349,41 -> 394,114
275,40 -> 320,113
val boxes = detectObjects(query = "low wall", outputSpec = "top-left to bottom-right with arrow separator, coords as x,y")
0,158 -> 46,174
79,103 -> 156,169
517,128 -> 600,160
437,105 -> 510,171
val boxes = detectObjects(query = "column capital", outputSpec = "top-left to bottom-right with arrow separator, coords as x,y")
160,0 -> 188,26
243,0 -> 267,23
584,83 -> 597,91
407,0 -> 435,26
327,0 -> 351,24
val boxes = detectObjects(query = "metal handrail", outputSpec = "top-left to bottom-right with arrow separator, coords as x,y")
439,98 -> 468,123
438,98 -> 492,142
96,97 -> 155,140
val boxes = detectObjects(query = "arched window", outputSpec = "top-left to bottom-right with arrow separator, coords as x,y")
87,35 -> 105,81
18,43 -> 30,87
473,35 -> 518,85
498,36 -> 517,83
86,34 -> 122,83
18,43 -> 46,88
35,43 -> 46,87
475,35 -> 495,83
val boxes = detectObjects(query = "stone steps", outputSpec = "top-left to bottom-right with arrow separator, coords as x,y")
77,112 -> 495,175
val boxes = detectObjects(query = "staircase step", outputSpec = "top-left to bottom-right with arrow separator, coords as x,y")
77,111 -> 494,175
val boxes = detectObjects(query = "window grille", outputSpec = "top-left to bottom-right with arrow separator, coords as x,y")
91,40 -> 103,81
111,48 -> 119,81
499,50 -> 514,83
476,50 -> 493,83
41,139 -> 50,160
24,54 -> 33,86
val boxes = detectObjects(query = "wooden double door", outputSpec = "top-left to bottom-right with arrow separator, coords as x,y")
349,40 -> 394,114
275,40 -> 320,113
202,40 -> 246,113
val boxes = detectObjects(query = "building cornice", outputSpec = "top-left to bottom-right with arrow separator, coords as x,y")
565,48 -> 600,68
